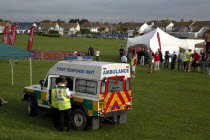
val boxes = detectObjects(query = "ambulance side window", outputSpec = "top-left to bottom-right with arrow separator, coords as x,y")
75,79 -> 97,95
50,77 -> 57,89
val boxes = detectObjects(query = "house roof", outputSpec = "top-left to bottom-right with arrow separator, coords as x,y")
103,23 -> 116,28
81,22 -> 115,28
81,22 -> 100,28
39,22 -> 57,31
190,21 -> 210,32
60,23 -> 78,31
153,21 -> 173,28
128,23 -> 144,30
191,21 -> 210,27
172,21 -> 193,32
191,26 -> 203,32
16,22 -> 35,30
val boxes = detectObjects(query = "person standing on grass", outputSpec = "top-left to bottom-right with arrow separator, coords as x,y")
171,51 -> 177,70
53,78 -> 74,132
130,54 -> 137,78
121,53 -> 128,63
178,50 -> 184,71
182,53 -> 188,72
88,46 -> 94,59
158,48 -> 163,68
164,51 -> 170,69
192,50 -> 200,72
95,48 -> 100,61
137,48 -> 142,65
138,48 -> 145,66
119,46 -> 125,59
51,78 -> 61,130
200,50 -> 206,73
147,50 -> 154,73
153,51 -> 160,72
185,49 -> 193,72
207,51 -> 210,75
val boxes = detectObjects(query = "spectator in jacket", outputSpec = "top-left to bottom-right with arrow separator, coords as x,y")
164,51 -> 171,69
119,46 -> 125,58
200,50 -> 206,73
158,48 -> 163,67
171,51 -> 177,70
138,48 -> 145,65
153,51 -> 160,72
207,51 -> 210,75
178,50 -> 184,71
147,50 -> 154,73
192,50 -> 200,72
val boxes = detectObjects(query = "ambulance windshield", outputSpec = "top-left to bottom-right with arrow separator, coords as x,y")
108,78 -> 123,92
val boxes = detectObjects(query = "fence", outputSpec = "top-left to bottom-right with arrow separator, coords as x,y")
30,50 -> 88,60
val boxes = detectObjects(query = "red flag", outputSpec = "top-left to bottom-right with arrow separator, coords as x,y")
9,24 -> 17,45
27,26 -> 35,51
2,26 -> 9,43
157,32 -> 161,51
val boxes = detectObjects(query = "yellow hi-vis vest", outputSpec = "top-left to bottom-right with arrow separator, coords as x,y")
182,55 -> 187,62
185,52 -> 192,61
56,86 -> 71,110
131,57 -> 136,66
51,88 -> 58,109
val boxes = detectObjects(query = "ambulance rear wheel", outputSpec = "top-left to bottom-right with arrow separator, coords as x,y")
72,109 -> 88,130
27,97 -> 37,116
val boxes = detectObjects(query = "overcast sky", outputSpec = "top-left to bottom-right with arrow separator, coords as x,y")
0,0 -> 210,23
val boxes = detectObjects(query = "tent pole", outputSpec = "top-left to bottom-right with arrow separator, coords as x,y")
12,64 -> 14,86
10,59 -> 14,85
30,58 -> 32,86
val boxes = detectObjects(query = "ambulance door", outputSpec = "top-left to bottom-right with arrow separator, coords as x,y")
46,75 -> 60,106
99,76 -> 131,115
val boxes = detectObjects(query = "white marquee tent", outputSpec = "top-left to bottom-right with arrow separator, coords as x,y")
126,28 -> 204,55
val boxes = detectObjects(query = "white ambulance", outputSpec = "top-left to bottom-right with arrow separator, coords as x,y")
22,61 -> 132,130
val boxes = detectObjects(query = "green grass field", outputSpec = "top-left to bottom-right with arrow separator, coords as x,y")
0,36 -> 210,140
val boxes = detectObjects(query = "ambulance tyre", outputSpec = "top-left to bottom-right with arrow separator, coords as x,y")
72,109 -> 88,131
27,97 -> 37,116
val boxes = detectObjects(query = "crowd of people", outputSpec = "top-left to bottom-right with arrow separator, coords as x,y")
119,46 -> 210,77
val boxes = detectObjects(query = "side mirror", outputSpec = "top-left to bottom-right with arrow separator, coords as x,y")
40,79 -> 44,90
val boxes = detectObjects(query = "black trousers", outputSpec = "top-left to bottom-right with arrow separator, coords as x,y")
60,108 -> 73,130
52,107 -> 60,128
96,56 -> 99,61
171,61 -> 176,69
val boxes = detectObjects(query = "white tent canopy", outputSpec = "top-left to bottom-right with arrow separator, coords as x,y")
126,28 -> 204,54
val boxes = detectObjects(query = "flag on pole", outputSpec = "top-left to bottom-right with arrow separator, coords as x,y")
2,26 -> 9,43
27,26 -> 35,51
9,24 -> 17,45
157,32 -> 162,51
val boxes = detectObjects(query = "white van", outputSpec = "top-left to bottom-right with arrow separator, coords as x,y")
22,61 -> 132,130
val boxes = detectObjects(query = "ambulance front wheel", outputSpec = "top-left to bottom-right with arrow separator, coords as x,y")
72,109 -> 88,131
27,97 -> 37,116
